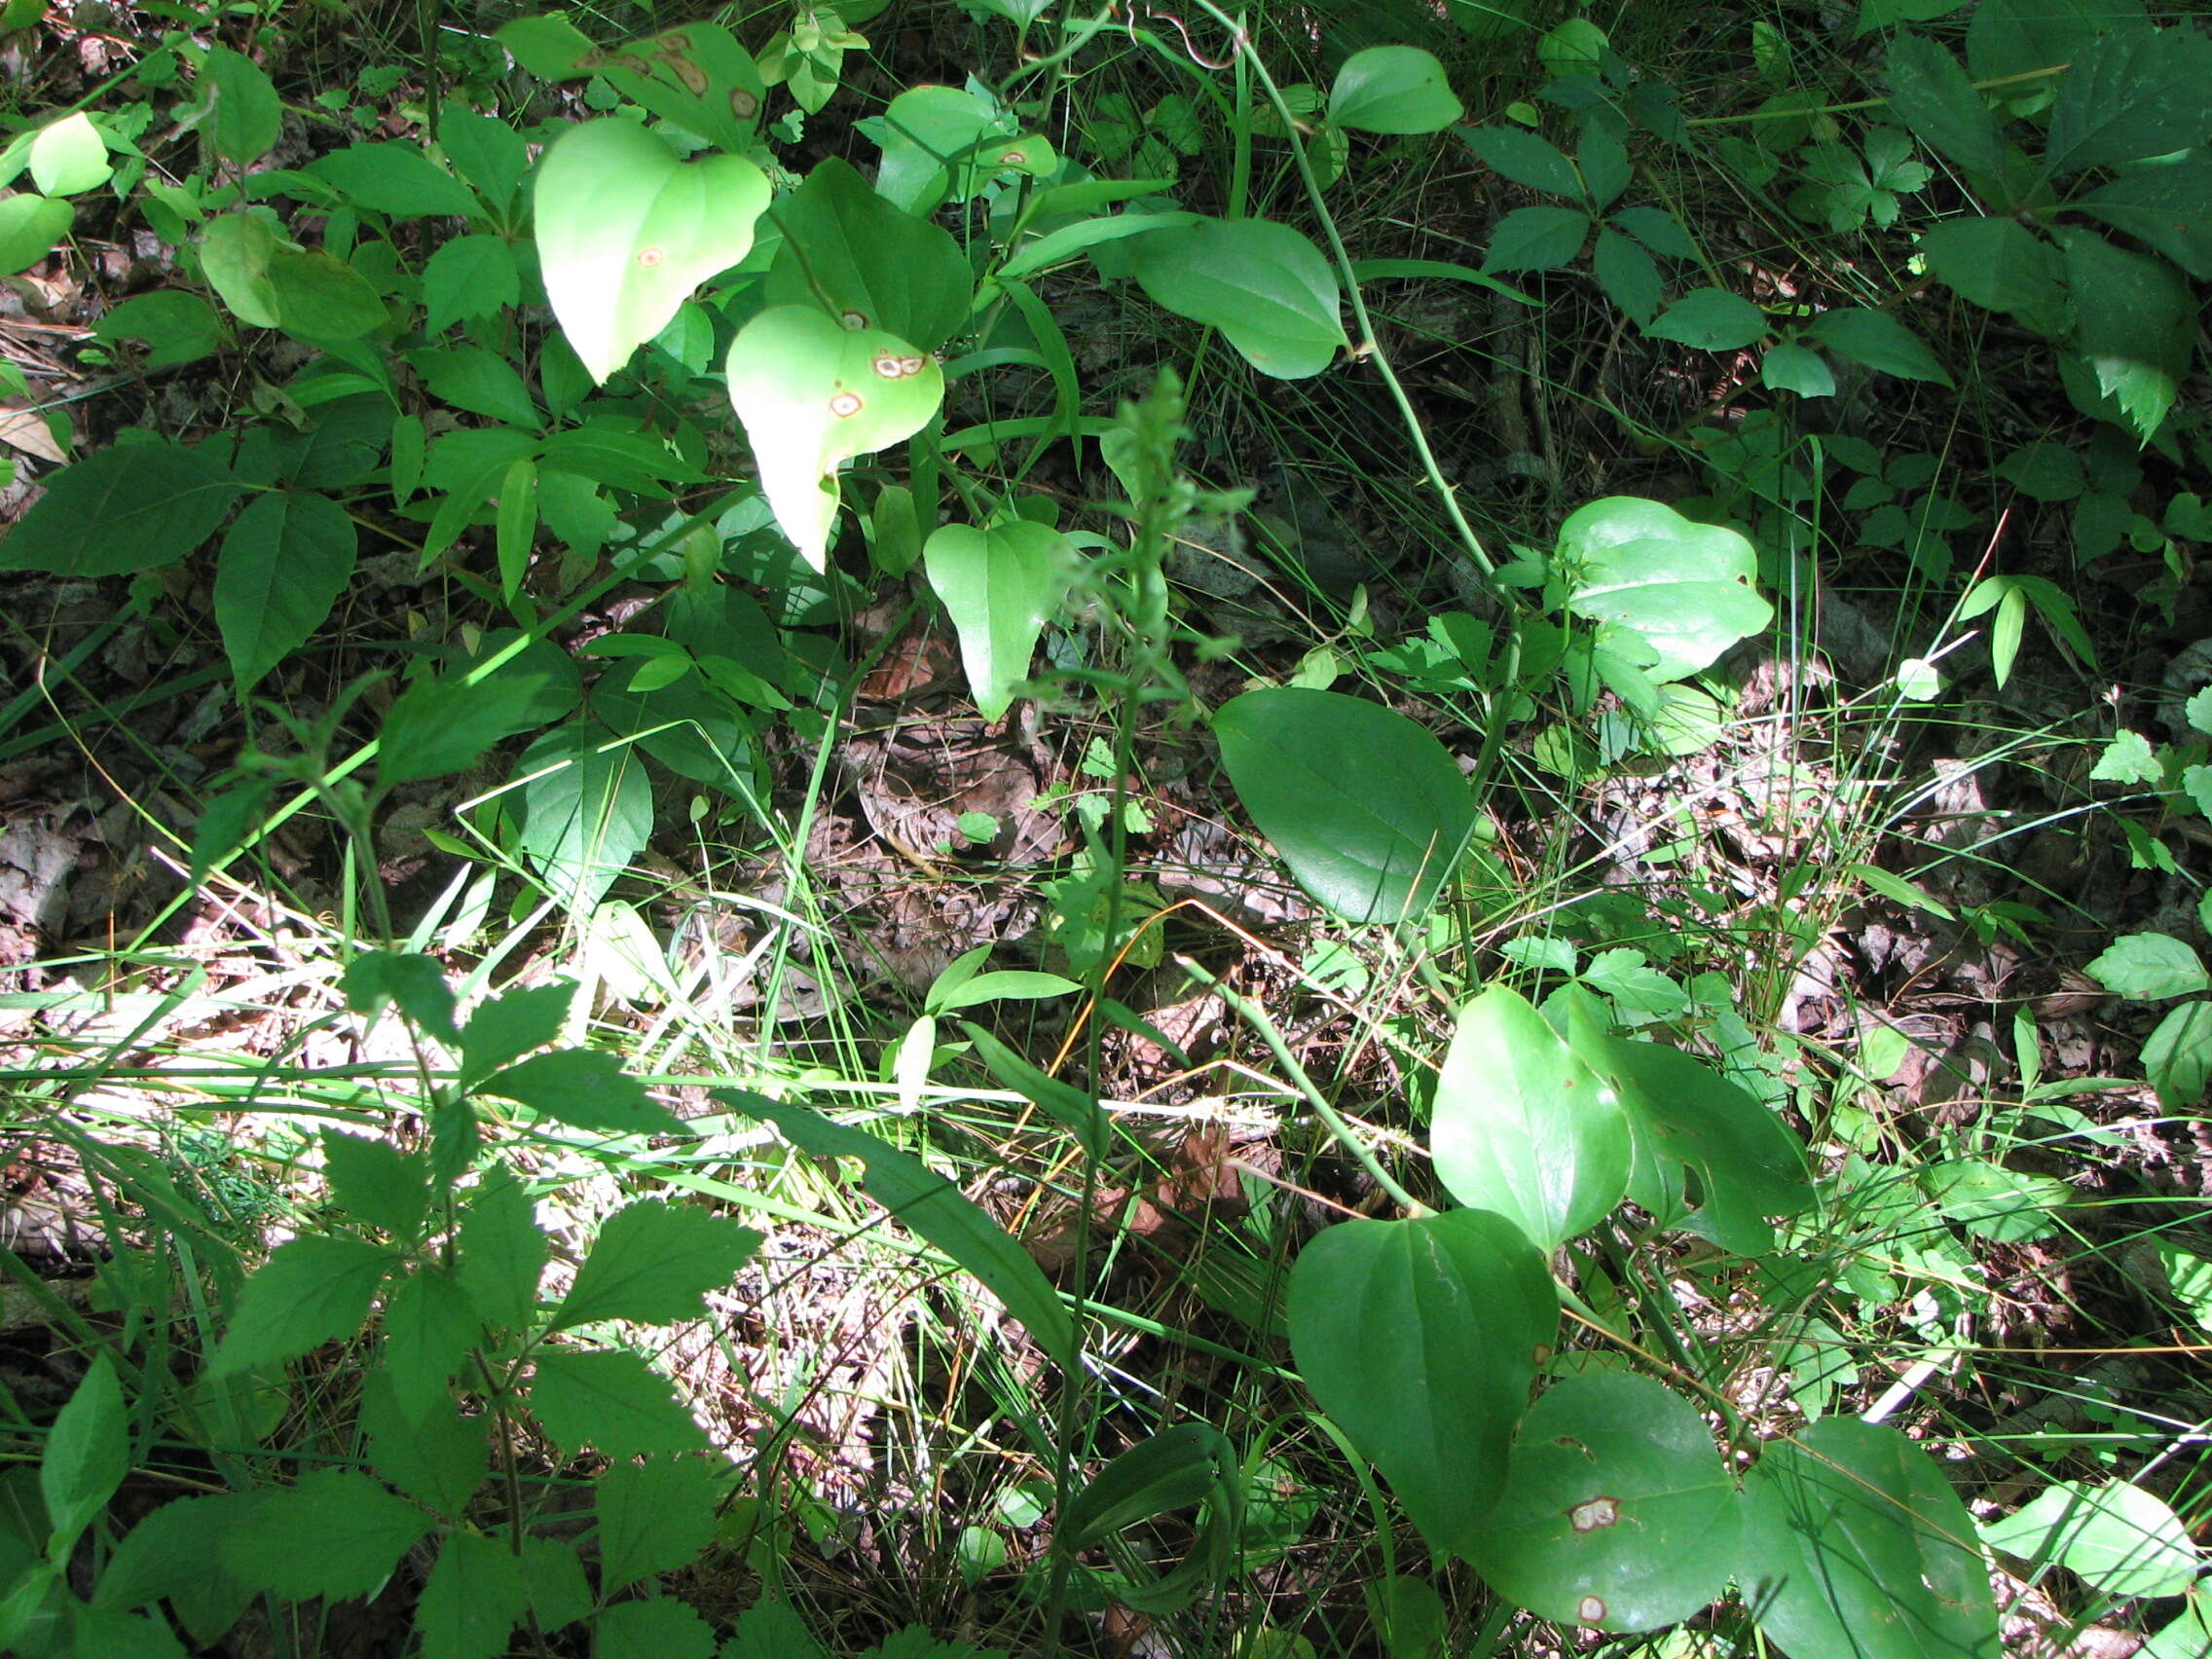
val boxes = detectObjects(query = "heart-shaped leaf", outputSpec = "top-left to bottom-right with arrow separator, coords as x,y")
725,305 -> 943,570
1739,1419 -> 1998,1659
1213,687 -> 1475,925
923,520 -> 1070,720
534,119 -> 769,383
1128,217 -> 1347,380
764,158 -> 974,350
1561,497 -> 1772,681
1460,1373 -> 1743,1632
1289,1211 -> 1557,1554
1431,984 -> 1631,1250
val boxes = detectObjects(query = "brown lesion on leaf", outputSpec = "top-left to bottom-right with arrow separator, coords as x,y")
1568,1495 -> 1619,1531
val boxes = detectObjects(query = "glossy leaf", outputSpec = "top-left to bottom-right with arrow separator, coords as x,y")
1127,217 -> 1347,379
722,1091 -> 1076,1360
1739,1418 -> 1998,1659
924,520 -> 1069,721
0,441 -> 238,577
1288,1210 -> 1557,1553
213,488 -> 357,690
725,305 -> 943,570
1460,1373 -> 1742,1632
1432,985 -> 1630,1249
1561,497 -> 1772,681
1213,687 -> 1476,925
534,120 -> 769,382
1329,47 -> 1462,134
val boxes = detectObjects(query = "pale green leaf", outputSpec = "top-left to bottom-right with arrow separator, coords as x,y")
1127,216 -> 1348,379
1328,48 -> 1462,135
1561,497 -> 1773,680
29,112 -> 108,197
1982,1479 -> 2199,1598
42,1353 -> 127,1555
2085,932 -> 2208,999
923,521 -> 1069,721
511,721 -> 654,915
0,192 -> 73,274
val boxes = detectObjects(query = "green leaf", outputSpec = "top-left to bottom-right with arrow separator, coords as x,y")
1459,128 -> 1583,199
1883,33 -> 2004,176
409,346 -> 540,429
1644,287 -> 1766,350
65,1603 -> 188,1658
438,110 -> 531,213
1806,308 -> 1951,385
871,84 -> 1042,213
763,159 -> 973,351
2046,27 -> 2212,175
1591,228 -> 1661,324
362,1368 -> 487,1517
2058,226 -> 2192,440
213,1235 -> 397,1374
94,1493 -> 254,1638
2087,728 -> 2161,786
1994,441 -> 2084,501
226,1470 -> 435,1601
383,1266 -> 479,1419
2085,932 -> 2208,999
42,1353 -> 127,1555
725,306 -> 944,571
1739,1419 -> 1998,1659
1288,1211 -> 1558,1554
721,1091 -> 1076,1361
1760,343 -> 1835,397
0,192 -> 73,274
1328,48 -> 1462,134
321,1128 -> 430,1238
198,47 -> 281,167
1926,1160 -> 2071,1242
725,1599 -> 830,1659
2143,1001 -> 2212,1108
29,113 -> 108,197
477,1049 -> 684,1136
1461,1374 -> 1742,1632
0,441 -> 238,576
414,1531 -> 529,1659
2079,151 -> 2212,280
1481,204 -> 1591,273
458,982 -> 573,1084
1431,985 -> 1630,1249
959,1023 -> 1108,1158
591,658 -> 756,793
92,290 -> 223,369
534,120 -> 769,383
1966,0 -> 2137,81
1919,215 -> 2067,333
519,1537 -> 591,1632
201,213 -> 388,340
1061,1423 -> 1232,1551
595,1596 -> 718,1659
1562,497 -> 1773,681
923,521 -> 1069,722
1983,1478 -> 2199,1599
592,23 -> 769,154
594,1457 -> 720,1591
310,141 -> 479,217
1214,686 -> 1476,924
1127,216 -> 1348,379
212,488 -> 357,690
529,1347 -> 706,1456
456,1170 -> 548,1330
511,721 -> 654,915
1574,1023 -> 1811,1255
552,1200 -> 759,1331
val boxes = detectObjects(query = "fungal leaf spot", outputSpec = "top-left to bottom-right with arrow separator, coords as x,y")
1568,1495 -> 1618,1532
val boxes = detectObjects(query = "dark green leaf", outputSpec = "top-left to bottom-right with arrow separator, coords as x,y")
341,952 -> 461,1046
1062,1424 -> 1231,1551
595,1596 -> 718,1659
213,489 -> 357,689
1806,308 -> 1952,384
320,1128 -> 429,1239
212,1235 -> 397,1375
1761,343 -> 1836,397
1967,0 -> 2139,82
1461,1373 -> 1742,1632
1739,1419 -> 1998,1659
457,1170 -> 549,1331
960,1022 -> 1108,1158
92,290 -> 223,369
198,47 -> 280,167
529,1347 -> 706,1456
1591,227 -> 1661,323
1918,216 -> 2066,333
763,159 -> 973,351
362,1368 -> 487,1518
383,1266 -> 479,1419
1213,687 -> 1477,926
594,1456 -> 720,1591
0,442 -> 238,577
2078,151 -> 2212,279
1288,1211 -> 1557,1555
478,1049 -> 683,1135
438,111 -> 530,213
1481,204 -> 1591,273
721,1092 -> 1076,1360
94,1494 -> 254,1635
414,1531 -> 529,1659
376,667 -> 558,788
2046,27 -> 2212,175
225,1470 -> 434,1601
423,234 -> 522,335
511,721 -> 655,915
1883,33 -> 2005,175
2058,226 -> 2192,439
458,981 -> 572,1087
309,142 -> 480,217
551,1200 -> 760,1331
408,345 -> 540,428
1644,287 -> 1766,350
41,1353 -> 127,1554
519,1538 -> 591,1631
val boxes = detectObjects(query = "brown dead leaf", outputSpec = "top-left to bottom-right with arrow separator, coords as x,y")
0,404 -> 65,462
